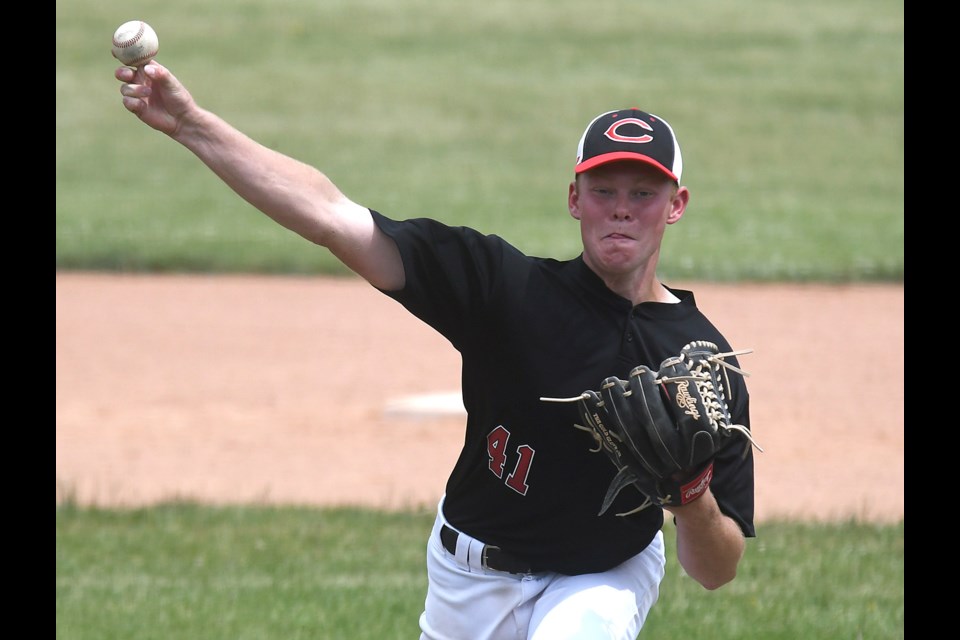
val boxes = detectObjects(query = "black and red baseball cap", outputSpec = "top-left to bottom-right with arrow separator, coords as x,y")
574,108 -> 683,182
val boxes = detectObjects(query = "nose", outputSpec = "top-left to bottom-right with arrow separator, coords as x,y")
613,197 -> 632,220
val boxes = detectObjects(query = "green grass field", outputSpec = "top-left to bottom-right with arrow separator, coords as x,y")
56,0 -> 904,637
56,503 -> 904,640
56,0 -> 903,281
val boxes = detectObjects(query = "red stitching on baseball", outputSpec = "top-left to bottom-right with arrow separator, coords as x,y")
125,50 -> 158,66
113,22 -> 145,49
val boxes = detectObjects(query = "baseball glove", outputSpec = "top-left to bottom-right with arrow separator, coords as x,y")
544,340 -> 762,516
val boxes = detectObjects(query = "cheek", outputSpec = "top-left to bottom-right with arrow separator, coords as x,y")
577,208 -> 605,231
575,198 -> 606,221
636,203 -> 670,225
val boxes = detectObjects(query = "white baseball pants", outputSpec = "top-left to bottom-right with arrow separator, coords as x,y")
418,498 -> 666,640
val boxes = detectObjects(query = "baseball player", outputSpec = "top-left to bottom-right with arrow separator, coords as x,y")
115,60 -> 756,639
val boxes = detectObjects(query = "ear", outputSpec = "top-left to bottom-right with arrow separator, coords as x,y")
666,186 -> 690,225
568,181 -> 582,220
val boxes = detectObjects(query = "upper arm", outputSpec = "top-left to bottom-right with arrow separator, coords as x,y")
320,199 -> 405,291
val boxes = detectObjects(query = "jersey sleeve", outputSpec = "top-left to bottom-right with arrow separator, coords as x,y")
368,209 -> 520,350
708,380 -> 756,538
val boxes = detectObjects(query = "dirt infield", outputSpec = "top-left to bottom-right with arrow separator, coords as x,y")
55,273 -> 904,522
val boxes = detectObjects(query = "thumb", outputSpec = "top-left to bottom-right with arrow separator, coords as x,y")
141,60 -> 166,83
142,61 -> 196,121
686,430 -> 718,469
141,60 -> 185,93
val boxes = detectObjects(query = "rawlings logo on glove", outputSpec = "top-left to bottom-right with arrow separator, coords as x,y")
542,340 -> 763,516
674,380 -> 700,419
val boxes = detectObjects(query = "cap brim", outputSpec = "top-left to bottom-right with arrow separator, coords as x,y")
574,152 -> 678,181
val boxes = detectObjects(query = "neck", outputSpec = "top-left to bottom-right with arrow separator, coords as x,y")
584,256 -> 676,305
600,271 -> 677,305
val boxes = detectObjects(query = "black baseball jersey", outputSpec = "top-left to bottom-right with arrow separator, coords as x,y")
371,210 -> 755,576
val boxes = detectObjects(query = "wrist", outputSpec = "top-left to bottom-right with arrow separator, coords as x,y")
672,460 -> 714,505
664,485 -> 719,521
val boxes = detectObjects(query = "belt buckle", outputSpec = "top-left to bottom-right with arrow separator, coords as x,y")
480,544 -> 500,571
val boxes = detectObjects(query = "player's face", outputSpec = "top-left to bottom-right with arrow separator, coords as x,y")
568,161 -> 688,280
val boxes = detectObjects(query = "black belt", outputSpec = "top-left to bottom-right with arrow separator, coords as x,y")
440,524 -> 537,575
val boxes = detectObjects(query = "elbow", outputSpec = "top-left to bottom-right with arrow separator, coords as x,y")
700,579 -> 730,592
697,569 -> 737,591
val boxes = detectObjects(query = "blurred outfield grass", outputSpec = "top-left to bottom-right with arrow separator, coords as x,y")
56,0 -> 902,280
56,504 -> 904,640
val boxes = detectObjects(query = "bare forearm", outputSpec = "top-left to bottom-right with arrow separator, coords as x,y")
667,490 -> 745,590
117,62 -> 401,289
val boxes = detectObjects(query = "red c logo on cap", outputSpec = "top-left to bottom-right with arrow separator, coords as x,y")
604,118 -> 653,144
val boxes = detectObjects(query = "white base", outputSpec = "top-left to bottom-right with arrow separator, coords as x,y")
383,392 -> 465,419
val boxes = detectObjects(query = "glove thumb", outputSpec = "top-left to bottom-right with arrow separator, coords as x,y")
686,430 -> 718,470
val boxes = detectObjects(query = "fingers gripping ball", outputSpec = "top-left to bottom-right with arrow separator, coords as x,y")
560,341 -> 762,516
112,21 -> 159,67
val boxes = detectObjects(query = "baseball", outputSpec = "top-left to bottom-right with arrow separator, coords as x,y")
111,20 -> 159,67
